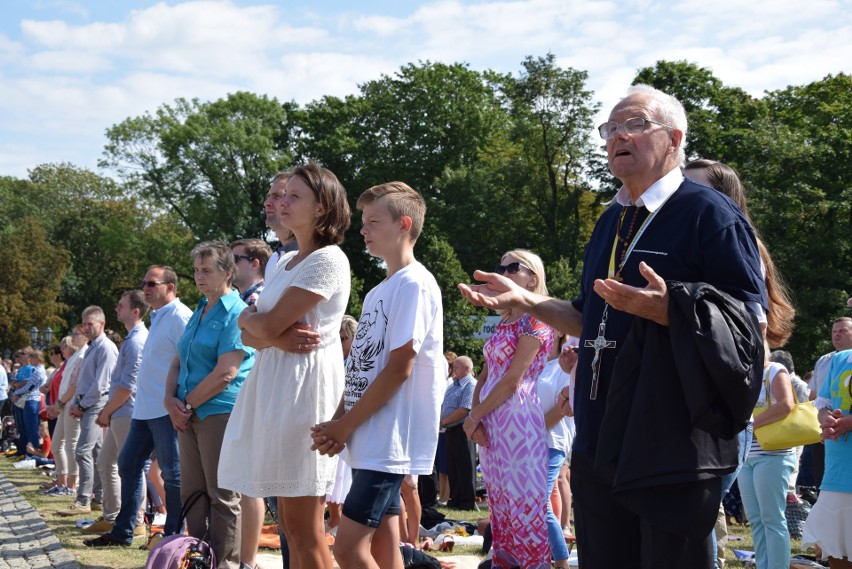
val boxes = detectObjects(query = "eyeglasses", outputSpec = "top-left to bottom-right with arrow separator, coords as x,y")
234,254 -> 254,263
598,117 -> 673,140
140,280 -> 167,288
495,262 -> 532,276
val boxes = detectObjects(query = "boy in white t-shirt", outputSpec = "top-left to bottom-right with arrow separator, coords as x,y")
312,181 -> 444,569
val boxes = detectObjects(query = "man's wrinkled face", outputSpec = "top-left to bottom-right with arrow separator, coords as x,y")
606,93 -> 676,186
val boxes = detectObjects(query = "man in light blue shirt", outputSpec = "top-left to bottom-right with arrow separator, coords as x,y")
89,290 -> 149,533
86,265 -> 192,547
58,306 -> 118,516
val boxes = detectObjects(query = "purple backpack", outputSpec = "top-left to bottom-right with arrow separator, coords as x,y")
145,492 -> 216,569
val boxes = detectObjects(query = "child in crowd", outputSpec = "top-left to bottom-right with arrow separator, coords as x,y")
312,181 -> 444,569
26,420 -> 55,468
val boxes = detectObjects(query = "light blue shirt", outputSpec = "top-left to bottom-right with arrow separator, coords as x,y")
134,298 -> 193,420
108,322 -> 148,419
817,349 -> 852,493
13,364 -> 44,401
176,291 -> 254,420
75,334 -> 119,409
440,375 -> 474,427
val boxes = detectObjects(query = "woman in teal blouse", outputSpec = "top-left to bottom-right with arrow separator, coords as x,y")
164,240 -> 255,569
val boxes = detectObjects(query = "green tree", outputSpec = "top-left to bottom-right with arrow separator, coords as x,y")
101,92 -> 295,241
742,74 -> 852,363
633,60 -> 764,162
496,54 -> 605,264
0,217 -> 70,349
415,233 -> 486,356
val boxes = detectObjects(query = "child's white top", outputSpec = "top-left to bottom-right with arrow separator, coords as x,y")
343,261 -> 444,475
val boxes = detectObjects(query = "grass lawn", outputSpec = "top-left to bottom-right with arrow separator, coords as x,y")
2,455 -> 815,568
1,456 -> 150,568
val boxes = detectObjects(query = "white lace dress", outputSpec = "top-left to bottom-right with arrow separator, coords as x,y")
218,246 -> 351,497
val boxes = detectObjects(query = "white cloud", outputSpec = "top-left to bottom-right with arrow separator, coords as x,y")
1,0 -> 851,177
267,52 -> 396,102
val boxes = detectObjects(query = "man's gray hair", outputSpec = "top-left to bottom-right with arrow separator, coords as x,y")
626,84 -> 688,164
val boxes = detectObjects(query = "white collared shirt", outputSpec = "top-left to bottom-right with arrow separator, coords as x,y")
612,166 -> 684,211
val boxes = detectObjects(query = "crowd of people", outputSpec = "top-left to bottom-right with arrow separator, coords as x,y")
1,84 -> 850,569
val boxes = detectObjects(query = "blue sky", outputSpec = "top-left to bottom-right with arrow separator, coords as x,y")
1,0 -> 850,178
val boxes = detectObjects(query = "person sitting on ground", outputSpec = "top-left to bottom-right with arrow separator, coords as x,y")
26,420 -> 55,468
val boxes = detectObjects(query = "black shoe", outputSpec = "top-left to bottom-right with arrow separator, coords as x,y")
83,533 -> 132,548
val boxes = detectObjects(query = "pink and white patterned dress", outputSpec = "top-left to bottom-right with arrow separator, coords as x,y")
480,314 -> 554,568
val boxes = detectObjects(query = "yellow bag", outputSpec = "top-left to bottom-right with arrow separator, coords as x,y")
753,367 -> 822,451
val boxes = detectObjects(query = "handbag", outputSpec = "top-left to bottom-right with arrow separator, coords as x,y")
753,367 -> 822,451
145,491 -> 216,569
13,396 -> 28,409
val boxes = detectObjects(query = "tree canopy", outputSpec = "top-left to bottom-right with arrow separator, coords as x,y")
1,57 -> 848,367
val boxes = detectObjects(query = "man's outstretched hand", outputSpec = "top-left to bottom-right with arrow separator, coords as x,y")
458,270 -> 525,311
593,262 -> 669,326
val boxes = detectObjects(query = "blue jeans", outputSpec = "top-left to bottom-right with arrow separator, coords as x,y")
111,415 -> 182,542
712,424 -> 753,568
738,452 -> 796,569
20,399 -> 41,455
546,448 -> 569,562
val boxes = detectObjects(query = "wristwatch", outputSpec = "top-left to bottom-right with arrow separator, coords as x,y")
183,400 -> 193,412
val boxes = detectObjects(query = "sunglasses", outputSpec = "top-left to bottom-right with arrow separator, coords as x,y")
140,280 -> 167,288
495,262 -> 532,276
234,254 -> 254,263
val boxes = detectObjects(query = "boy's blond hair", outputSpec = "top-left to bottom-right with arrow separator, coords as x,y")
356,181 -> 426,241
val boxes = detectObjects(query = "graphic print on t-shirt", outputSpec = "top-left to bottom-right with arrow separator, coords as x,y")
344,300 -> 388,410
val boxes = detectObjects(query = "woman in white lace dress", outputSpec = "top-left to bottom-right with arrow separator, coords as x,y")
219,163 -> 351,569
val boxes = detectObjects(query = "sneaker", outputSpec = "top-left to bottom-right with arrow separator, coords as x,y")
91,501 -> 103,512
84,533 -> 132,548
133,524 -> 148,538
82,517 -> 115,534
47,486 -> 74,497
57,501 -> 92,516
140,532 -> 164,551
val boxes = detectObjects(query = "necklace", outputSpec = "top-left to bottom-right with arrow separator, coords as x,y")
614,206 -> 643,280
586,193 -> 675,400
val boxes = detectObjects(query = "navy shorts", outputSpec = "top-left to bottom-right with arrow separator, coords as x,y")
342,468 -> 404,528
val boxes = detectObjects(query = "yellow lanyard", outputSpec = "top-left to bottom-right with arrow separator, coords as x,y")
607,208 -> 655,279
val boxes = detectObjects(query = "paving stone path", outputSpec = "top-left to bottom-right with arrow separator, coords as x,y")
0,472 -> 80,569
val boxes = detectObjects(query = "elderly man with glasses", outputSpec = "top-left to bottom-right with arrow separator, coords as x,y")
86,265 -> 193,547
460,85 -> 767,568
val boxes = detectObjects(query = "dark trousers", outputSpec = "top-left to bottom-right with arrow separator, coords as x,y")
571,453 -> 714,569
810,442 -> 825,489
445,425 -> 476,509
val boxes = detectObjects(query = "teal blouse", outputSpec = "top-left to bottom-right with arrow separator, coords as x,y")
176,290 -> 254,419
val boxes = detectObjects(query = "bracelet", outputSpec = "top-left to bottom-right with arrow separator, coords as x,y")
57,399 -> 65,408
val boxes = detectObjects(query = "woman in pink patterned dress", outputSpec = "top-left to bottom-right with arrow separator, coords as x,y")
464,249 -> 555,569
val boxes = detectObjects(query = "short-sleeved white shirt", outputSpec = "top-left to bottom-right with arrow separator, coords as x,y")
343,261 -> 444,475
133,298 -> 193,420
